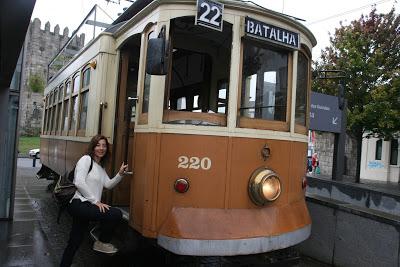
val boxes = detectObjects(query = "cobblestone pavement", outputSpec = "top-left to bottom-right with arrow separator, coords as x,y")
8,159 -> 328,267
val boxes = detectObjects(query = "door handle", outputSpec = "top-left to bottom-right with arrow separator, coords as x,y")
128,97 -> 138,101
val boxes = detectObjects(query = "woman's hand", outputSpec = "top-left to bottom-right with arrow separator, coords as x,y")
95,202 -> 110,213
118,162 -> 129,176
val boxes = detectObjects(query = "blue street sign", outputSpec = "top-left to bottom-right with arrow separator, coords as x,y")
310,92 -> 342,133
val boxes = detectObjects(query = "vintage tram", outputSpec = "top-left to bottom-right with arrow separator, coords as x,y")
39,0 -> 316,257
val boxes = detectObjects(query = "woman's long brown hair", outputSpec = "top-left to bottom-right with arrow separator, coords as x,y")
86,134 -> 110,167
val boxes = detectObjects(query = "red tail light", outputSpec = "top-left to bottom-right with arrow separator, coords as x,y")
174,178 -> 189,193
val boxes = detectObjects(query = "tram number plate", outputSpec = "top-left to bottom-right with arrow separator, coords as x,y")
196,0 -> 224,32
178,156 -> 212,170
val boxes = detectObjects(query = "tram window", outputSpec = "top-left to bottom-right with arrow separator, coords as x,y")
78,91 -> 88,130
240,40 -> 288,123
78,68 -> 90,134
73,74 -> 80,94
69,96 -> 78,133
163,17 -> 232,126
295,52 -> 309,127
62,99 -> 70,132
141,31 -> 156,115
66,81 -> 71,95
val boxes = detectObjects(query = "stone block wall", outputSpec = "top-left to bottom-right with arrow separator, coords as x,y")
313,131 -> 357,181
19,18 -> 84,136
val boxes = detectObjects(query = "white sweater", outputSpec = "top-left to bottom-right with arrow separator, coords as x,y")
71,155 -> 122,204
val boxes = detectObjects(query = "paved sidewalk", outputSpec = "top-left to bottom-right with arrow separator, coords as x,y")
0,160 -> 57,266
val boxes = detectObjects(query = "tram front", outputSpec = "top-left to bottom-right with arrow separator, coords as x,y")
126,0 -> 316,256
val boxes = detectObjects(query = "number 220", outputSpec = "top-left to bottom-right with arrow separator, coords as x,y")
178,156 -> 212,170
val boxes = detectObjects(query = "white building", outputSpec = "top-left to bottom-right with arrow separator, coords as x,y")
360,136 -> 399,182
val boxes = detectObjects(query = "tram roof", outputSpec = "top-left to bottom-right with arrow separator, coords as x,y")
111,0 -> 316,47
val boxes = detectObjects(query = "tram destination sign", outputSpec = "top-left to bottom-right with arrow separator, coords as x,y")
310,92 -> 342,133
245,17 -> 299,49
196,0 -> 224,32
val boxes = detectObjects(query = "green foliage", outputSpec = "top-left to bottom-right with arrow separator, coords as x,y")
18,136 -> 40,154
313,7 -> 400,140
28,73 -> 45,93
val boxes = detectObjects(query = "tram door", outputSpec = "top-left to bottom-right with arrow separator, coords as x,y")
112,43 -> 140,205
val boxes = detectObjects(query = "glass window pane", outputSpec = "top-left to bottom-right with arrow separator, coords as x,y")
73,75 -> 80,94
62,99 -> 70,131
66,82 -> 71,96
59,86 -> 64,101
375,139 -> 382,160
240,41 -> 288,121
83,69 -> 90,87
164,17 -> 232,126
295,52 -> 308,126
390,139 -> 398,165
69,96 -> 78,131
78,91 -> 89,130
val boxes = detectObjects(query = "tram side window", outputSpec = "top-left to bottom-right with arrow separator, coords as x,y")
62,81 -> 71,133
56,84 -> 63,134
48,91 -> 55,133
240,40 -> 289,127
78,68 -> 90,134
295,51 -> 310,127
69,74 -> 80,134
164,17 -> 232,126
51,89 -> 58,134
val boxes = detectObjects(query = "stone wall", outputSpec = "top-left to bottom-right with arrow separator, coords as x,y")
19,18 -> 84,136
313,131 -> 357,181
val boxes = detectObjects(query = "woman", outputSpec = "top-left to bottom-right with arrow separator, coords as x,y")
60,135 -> 128,267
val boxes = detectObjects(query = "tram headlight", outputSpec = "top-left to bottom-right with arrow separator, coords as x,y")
248,168 -> 281,206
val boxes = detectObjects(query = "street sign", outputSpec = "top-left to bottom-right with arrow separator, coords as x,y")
310,92 -> 342,133
196,0 -> 224,31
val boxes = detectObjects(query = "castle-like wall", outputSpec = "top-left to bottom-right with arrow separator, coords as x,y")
19,18 -> 84,136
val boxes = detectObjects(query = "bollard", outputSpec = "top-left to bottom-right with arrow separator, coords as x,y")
32,156 -> 36,167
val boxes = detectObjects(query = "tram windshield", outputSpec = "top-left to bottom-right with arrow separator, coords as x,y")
163,17 -> 232,126
240,40 -> 288,122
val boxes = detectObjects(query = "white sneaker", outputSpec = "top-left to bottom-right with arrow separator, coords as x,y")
93,240 -> 118,254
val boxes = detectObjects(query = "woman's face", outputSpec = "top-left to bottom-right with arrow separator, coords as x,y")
94,139 -> 107,159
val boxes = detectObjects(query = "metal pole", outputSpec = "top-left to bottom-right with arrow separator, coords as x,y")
332,81 -> 346,180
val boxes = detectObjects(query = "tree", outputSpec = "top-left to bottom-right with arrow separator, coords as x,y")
313,7 -> 400,182
28,73 -> 45,93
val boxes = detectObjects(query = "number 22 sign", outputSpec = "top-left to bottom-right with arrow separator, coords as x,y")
196,0 -> 224,32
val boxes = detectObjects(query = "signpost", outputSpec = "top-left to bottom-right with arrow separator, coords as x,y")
310,90 -> 346,181
310,92 -> 342,133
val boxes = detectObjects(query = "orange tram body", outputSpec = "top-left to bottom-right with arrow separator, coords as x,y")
39,0 -> 316,256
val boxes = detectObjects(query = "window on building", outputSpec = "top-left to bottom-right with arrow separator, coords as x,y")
239,40 -> 290,131
390,139 -> 398,165
375,139 -> 383,160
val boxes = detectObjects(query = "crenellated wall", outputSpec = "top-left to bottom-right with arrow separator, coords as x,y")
19,18 -> 84,136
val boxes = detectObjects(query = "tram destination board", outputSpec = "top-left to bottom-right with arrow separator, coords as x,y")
196,0 -> 224,31
310,92 -> 342,133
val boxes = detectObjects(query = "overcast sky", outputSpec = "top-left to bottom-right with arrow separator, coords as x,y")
30,0 -> 399,59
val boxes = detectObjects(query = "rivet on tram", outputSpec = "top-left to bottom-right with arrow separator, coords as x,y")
174,178 -> 189,193
261,144 -> 271,161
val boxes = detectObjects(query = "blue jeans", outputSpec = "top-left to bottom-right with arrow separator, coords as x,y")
60,199 -> 122,267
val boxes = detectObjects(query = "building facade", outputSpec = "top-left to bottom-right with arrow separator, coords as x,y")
361,136 -> 399,182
